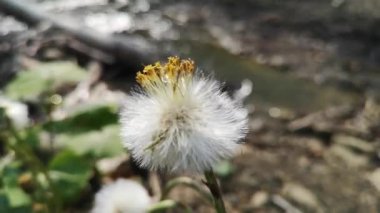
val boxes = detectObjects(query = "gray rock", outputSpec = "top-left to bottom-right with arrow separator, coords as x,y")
250,191 -> 269,208
367,168 -> 380,192
327,144 -> 369,168
282,182 -> 321,211
332,134 -> 374,153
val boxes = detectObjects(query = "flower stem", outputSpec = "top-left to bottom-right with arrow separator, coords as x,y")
148,199 -> 192,213
162,176 -> 213,204
204,170 -> 226,213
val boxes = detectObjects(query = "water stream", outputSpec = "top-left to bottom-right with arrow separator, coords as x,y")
174,40 -> 360,112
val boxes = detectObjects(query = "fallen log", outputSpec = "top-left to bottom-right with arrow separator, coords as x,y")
0,0 -> 156,71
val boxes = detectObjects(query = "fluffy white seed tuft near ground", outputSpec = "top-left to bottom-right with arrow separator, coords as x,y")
91,179 -> 151,213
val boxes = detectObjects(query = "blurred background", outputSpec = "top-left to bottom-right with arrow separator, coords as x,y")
0,0 -> 379,212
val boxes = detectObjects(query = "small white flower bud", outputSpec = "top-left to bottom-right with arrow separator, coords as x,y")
91,179 -> 151,213
0,96 -> 29,129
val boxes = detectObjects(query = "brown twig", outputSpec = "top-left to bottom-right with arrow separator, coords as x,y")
0,0 -> 155,69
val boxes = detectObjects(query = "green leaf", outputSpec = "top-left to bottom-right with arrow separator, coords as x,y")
43,105 -> 118,135
0,167 -> 32,211
0,190 -> 32,213
2,162 -> 22,188
49,150 -> 92,178
48,150 -> 93,202
0,162 -> 32,212
21,128 -> 41,149
0,192 -> 10,212
0,107 -> 5,119
5,61 -> 88,100
213,160 -> 234,178
55,124 -> 124,158
0,107 -> 7,130
3,188 -> 31,208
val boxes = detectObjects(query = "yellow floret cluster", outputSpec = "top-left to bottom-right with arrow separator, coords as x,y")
136,56 -> 195,91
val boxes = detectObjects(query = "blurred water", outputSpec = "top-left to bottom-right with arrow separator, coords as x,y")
172,40 -> 359,112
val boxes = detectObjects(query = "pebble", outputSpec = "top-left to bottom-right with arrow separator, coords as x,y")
96,154 -> 128,174
282,182 -> 320,210
250,191 -> 269,208
367,168 -> 380,192
328,144 -> 369,168
332,134 -> 374,153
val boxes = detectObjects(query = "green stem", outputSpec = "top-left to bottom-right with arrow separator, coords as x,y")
7,120 -> 62,213
148,199 -> 192,213
162,176 -> 213,204
204,170 -> 226,213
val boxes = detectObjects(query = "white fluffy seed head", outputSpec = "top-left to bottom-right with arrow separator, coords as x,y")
91,179 -> 151,213
0,96 -> 29,129
120,57 -> 248,173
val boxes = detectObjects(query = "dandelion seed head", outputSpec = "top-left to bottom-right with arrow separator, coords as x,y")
0,96 -> 29,129
91,179 -> 151,213
120,56 -> 248,173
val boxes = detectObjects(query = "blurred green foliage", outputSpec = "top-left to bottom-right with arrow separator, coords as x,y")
213,160 -> 234,178
0,61 -> 125,212
0,162 -> 32,213
43,105 -> 118,135
5,62 -> 88,100
48,150 -> 93,203
56,124 -> 123,158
